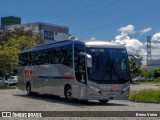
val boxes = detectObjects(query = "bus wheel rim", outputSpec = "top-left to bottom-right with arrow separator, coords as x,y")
67,89 -> 72,98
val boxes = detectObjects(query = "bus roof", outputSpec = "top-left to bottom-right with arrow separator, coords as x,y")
20,40 -> 84,54
85,41 -> 125,48
20,40 -> 125,54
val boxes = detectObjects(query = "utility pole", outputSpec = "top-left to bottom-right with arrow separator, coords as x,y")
147,36 -> 151,65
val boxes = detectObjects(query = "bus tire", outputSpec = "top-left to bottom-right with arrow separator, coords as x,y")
99,100 -> 109,104
26,83 -> 32,96
65,86 -> 72,100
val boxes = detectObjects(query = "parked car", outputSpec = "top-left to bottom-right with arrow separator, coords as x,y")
0,77 -> 4,85
147,77 -> 155,82
0,77 -> 8,85
8,76 -> 18,85
139,77 -> 147,82
132,76 -> 147,82
132,77 -> 140,82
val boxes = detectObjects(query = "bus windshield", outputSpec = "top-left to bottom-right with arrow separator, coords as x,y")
87,48 -> 130,84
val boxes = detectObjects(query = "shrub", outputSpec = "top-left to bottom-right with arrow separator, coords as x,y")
0,85 -> 16,89
129,89 -> 160,103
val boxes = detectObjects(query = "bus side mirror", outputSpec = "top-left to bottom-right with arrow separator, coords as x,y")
80,52 -> 92,68
86,54 -> 92,68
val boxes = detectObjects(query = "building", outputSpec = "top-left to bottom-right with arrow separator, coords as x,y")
6,22 -> 69,44
147,59 -> 160,71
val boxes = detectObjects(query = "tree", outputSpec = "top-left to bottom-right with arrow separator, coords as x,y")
0,28 -> 42,77
129,57 -> 142,83
129,58 -> 137,78
69,34 -> 76,40
139,66 -> 147,77
154,69 -> 160,78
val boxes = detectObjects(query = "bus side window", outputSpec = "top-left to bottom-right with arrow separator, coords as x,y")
61,44 -> 72,67
18,55 -> 23,66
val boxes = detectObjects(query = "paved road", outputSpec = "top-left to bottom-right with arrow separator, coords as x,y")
0,84 -> 159,120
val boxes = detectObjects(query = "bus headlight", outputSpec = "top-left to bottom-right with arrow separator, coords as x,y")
121,86 -> 130,93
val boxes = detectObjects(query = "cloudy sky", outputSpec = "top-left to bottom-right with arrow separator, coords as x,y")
0,0 -> 160,64
114,25 -> 160,65
86,24 -> 160,65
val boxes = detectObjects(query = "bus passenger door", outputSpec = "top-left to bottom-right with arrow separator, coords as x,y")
73,43 -> 87,99
74,55 -> 87,99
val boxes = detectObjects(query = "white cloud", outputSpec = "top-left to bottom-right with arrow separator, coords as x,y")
118,24 -> 135,34
75,37 -> 79,40
115,25 -> 147,65
90,37 -> 96,41
115,32 -> 130,41
140,27 -> 152,35
115,33 -> 143,55
114,25 -> 160,65
152,32 -> 160,41
115,26 -> 143,55
85,25 -> 160,65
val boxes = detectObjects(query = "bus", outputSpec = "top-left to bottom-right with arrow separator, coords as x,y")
18,40 -> 132,103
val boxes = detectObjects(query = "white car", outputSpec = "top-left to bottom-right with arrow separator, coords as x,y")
0,77 -> 8,85
8,76 -> 18,85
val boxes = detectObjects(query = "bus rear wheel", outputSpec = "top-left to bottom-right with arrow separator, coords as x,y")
99,100 -> 109,104
65,86 -> 72,100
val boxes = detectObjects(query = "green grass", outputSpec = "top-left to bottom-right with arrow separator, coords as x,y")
0,85 -> 16,89
151,78 -> 160,84
129,89 -> 160,103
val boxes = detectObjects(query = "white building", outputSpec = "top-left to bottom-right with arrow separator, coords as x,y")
6,22 -> 69,44
147,59 -> 160,71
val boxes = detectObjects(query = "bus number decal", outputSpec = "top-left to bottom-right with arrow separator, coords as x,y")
24,69 -> 33,81
112,85 -> 121,90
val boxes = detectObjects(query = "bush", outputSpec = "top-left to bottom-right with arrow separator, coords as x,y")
129,89 -> 160,103
0,85 -> 16,89
152,78 -> 160,84
144,78 -> 160,84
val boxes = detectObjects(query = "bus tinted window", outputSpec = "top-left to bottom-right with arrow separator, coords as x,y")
109,48 -> 129,82
87,48 -> 111,82
61,45 -> 72,67
19,44 -> 73,67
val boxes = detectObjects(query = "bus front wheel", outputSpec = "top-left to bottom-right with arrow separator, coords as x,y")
65,86 -> 72,100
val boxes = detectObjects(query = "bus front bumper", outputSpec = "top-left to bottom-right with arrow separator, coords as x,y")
86,85 -> 130,100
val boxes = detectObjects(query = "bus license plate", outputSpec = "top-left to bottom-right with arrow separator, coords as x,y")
112,85 -> 122,90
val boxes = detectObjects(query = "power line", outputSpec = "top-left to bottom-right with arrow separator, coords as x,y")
67,0 -> 130,27
40,0 -> 107,22
56,0 -> 120,23
72,6 -> 160,35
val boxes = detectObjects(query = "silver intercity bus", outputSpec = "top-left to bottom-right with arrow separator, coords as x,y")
18,40 -> 131,103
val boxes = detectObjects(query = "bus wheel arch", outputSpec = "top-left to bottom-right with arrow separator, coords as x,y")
64,84 -> 72,100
